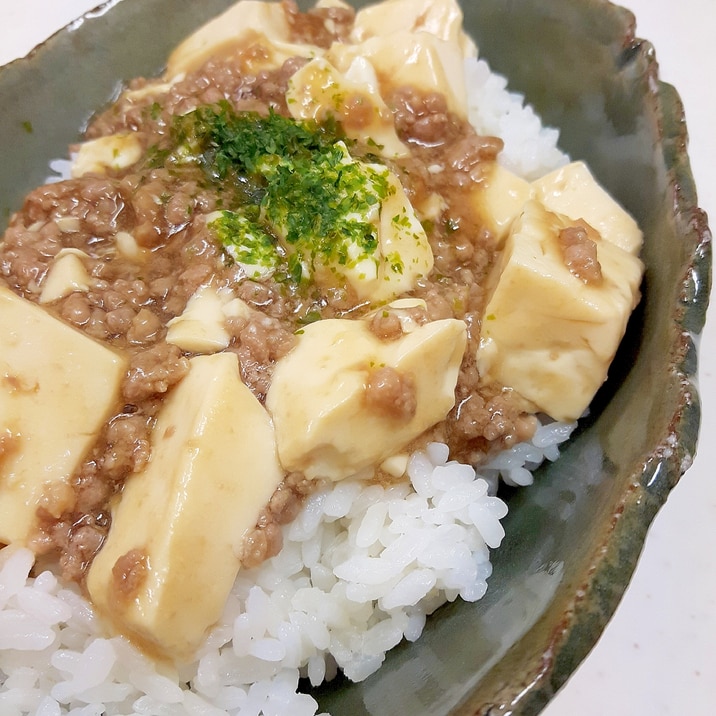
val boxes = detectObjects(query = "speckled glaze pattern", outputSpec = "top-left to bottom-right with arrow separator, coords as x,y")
0,1 -> 710,714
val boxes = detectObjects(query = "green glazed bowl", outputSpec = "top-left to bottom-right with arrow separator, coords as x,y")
0,1 -> 710,713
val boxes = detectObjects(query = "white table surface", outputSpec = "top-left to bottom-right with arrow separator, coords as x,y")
1,1 -> 714,714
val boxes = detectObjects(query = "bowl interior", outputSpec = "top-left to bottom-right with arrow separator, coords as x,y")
0,1 -> 709,713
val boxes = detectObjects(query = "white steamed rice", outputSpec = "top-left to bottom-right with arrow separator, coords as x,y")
0,55 -> 573,716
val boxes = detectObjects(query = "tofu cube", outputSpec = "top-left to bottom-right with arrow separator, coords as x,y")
286,57 -> 409,159
330,31 -> 469,118
351,0 -> 477,59
72,133 -> 143,177
0,286 -> 126,544
532,161 -> 643,254
165,0 -> 314,79
476,201 -> 643,421
86,352 -> 284,660
165,284 -> 232,354
266,317 -> 466,481
39,250 -> 92,304
473,164 -> 534,245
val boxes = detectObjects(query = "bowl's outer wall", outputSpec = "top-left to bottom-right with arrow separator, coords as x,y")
0,1 -> 710,715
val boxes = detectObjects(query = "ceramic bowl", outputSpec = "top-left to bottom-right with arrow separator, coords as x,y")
0,0 -> 710,713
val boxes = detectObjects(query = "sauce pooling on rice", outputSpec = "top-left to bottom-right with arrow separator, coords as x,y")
0,0 -> 643,660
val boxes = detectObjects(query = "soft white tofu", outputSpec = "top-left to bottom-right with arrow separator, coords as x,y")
286,56 -> 409,159
115,231 -> 148,262
71,133 -> 143,178
39,249 -> 93,304
532,161 -> 643,255
473,164 -> 534,246
166,284 -> 232,354
86,352 -> 284,660
364,168 -> 434,302
0,286 -> 127,545
121,80 -> 175,103
476,201 -> 644,422
266,317 -> 466,481
328,31 -> 470,118
351,0 -> 477,59
164,0 -> 323,79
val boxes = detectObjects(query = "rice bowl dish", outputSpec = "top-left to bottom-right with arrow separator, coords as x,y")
0,0 -> 707,715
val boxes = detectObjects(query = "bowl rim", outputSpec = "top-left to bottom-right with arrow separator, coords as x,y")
0,1 -> 712,714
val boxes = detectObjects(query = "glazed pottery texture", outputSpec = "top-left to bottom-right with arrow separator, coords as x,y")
0,1 -> 710,714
